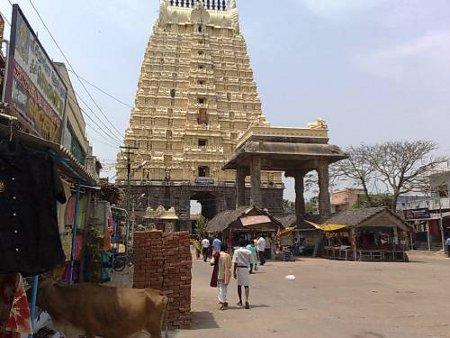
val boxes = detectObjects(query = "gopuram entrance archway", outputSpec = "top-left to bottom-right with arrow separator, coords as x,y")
223,121 -> 347,223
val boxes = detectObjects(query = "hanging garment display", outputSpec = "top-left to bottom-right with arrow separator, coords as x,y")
0,142 -> 67,276
57,180 -> 72,234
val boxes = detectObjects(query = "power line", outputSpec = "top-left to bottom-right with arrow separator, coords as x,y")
67,69 -> 133,109
87,133 -> 120,150
70,93 -> 124,144
67,94 -> 123,146
0,10 -> 11,26
27,0 -> 124,140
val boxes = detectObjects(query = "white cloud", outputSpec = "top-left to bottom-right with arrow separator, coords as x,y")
290,0 -> 388,19
354,29 -> 450,88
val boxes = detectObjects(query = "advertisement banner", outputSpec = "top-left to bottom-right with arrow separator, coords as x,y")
6,5 -> 67,143
403,208 -> 431,220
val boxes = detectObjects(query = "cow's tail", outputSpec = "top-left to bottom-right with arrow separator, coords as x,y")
163,294 -> 169,338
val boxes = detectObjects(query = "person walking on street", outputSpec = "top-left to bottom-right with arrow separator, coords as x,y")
210,243 -> 232,310
212,236 -> 222,255
201,237 -> 210,262
232,239 -> 253,309
446,237 -> 450,258
246,241 -> 258,273
257,235 -> 266,266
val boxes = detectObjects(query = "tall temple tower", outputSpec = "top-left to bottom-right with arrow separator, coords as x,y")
117,0 -> 283,230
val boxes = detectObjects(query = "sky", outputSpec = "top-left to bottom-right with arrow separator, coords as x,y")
1,0 -> 450,202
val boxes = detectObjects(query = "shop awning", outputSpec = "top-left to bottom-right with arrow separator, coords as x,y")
305,220 -> 349,232
279,226 -> 296,237
240,215 -> 271,226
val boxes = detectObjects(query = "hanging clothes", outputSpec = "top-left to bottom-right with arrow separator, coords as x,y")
64,195 -> 76,226
57,180 -> 72,234
0,274 -> 32,337
0,142 -> 67,276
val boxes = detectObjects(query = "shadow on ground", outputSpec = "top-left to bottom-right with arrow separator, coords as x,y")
190,311 -> 219,329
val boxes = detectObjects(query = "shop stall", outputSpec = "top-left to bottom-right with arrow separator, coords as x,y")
0,118 -> 97,337
207,206 -> 281,257
314,207 -> 412,262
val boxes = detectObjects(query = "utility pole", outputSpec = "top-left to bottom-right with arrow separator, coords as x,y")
120,146 -> 138,212
120,145 -> 138,251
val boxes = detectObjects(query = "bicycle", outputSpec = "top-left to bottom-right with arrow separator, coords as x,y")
112,250 -> 133,272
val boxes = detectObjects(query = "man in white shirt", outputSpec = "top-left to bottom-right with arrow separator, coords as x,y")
256,235 -> 266,266
232,239 -> 253,309
201,237 -> 210,262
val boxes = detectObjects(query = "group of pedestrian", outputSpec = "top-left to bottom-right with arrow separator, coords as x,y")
209,234 -> 269,311
200,235 -> 222,262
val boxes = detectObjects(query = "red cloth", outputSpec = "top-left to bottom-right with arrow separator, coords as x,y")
210,252 -> 220,288
0,274 -> 32,337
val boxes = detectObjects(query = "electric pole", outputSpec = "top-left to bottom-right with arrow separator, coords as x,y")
120,145 -> 138,251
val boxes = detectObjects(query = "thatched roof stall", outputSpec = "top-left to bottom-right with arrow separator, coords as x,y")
320,207 -> 412,262
324,207 -> 410,232
207,206 -> 282,251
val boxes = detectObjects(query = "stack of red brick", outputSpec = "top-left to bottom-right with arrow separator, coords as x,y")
133,231 -> 192,329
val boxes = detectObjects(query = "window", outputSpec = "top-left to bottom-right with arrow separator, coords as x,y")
198,166 -> 210,177
198,25 -> 203,33
197,97 -> 206,104
198,65 -> 204,70
198,79 -> 205,85
198,50 -> 204,56
164,155 -> 172,164
170,89 -> 176,98
198,139 -> 207,147
197,108 -> 208,125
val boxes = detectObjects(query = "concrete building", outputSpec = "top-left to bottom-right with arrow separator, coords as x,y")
53,62 -> 90,166
116,0 -> 283,230
331,189 -> 366,213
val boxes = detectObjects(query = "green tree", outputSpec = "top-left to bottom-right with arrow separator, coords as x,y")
283,199 -> 295,213
305,197 -> 318,214
195,214 -> 208,237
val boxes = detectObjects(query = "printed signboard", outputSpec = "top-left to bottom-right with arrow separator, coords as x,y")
403,208 -> 431,220
6,5 -> 67,143
195,177 -> 215,185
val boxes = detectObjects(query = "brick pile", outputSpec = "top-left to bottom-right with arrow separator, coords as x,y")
133,230 -> 192,329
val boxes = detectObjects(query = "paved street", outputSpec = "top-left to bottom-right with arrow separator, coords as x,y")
172,252 -> 450,338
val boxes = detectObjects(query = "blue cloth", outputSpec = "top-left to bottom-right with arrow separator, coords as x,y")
212,238 -> 222,252
446,238 -> 450,245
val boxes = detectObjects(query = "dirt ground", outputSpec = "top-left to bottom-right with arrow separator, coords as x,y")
171,251 -> 450,338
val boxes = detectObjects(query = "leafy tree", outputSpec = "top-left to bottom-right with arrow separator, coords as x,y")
283,199 -> 295,213
354,193 -> 393,209
333,141 -> 448,211
194,214 -> 208,237
305,197 -> 318,214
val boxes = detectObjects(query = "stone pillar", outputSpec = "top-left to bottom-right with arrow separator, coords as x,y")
317,162 -> 331,220
236,167 -> 246,207
250,157 -> 263,207
294,171 -> 307,224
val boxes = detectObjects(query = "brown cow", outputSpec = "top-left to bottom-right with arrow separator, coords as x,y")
37,279 -> 168,338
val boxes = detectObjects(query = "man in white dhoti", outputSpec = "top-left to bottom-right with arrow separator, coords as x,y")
232,239 -> 253,309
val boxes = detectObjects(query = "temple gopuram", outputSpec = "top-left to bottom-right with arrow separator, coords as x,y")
116,0 -> 284,230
